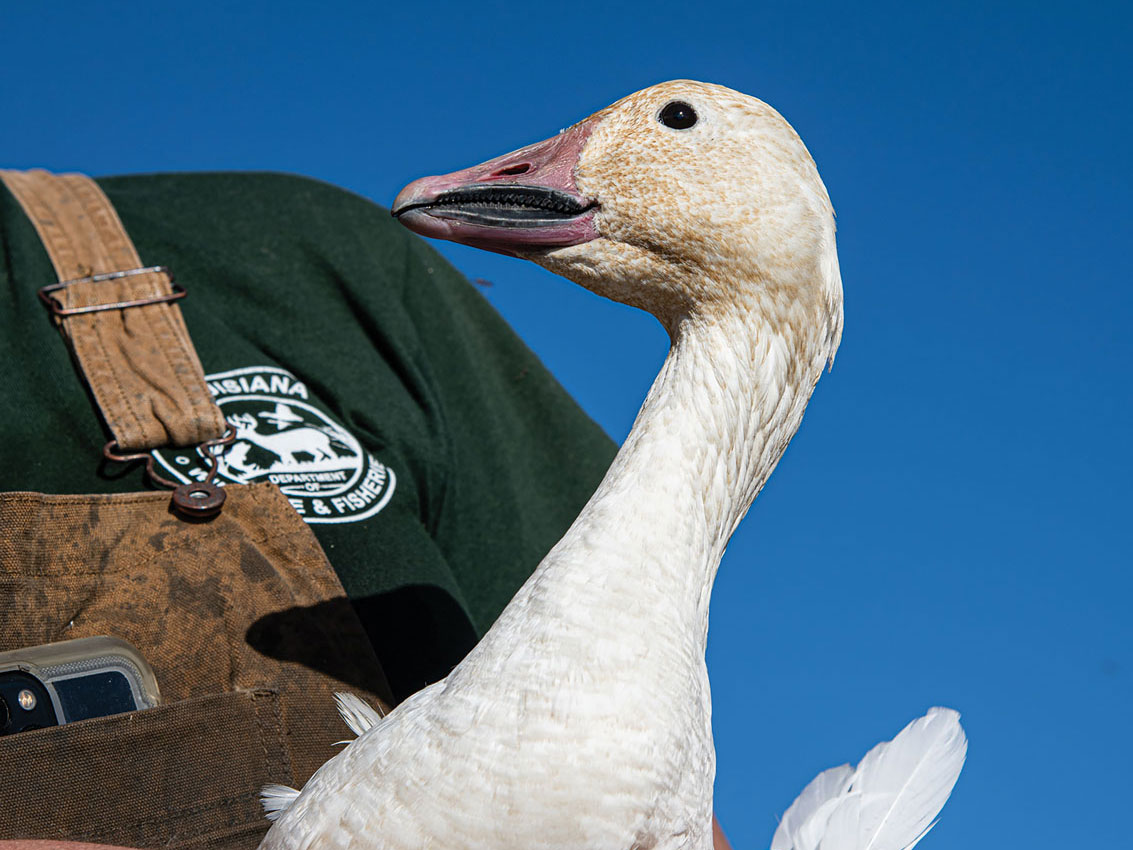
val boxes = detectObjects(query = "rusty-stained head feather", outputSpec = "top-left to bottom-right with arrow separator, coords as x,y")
536,80 -> 843,364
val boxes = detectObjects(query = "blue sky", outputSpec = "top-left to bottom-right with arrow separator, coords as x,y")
3,2 -> 1130,847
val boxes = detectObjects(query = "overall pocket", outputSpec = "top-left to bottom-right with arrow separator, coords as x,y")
0,689 -> 290,850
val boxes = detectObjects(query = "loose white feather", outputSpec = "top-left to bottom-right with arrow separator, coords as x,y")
773,708 -> 967,850
771,764 -> 854,850
334,691 -> 384,738
261,784 -> 301,822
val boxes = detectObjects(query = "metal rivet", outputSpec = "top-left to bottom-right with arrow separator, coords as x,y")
171,481 -> 226,518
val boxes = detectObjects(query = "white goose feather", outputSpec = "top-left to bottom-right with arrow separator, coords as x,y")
253,80 -> 950,850
334,691 -> 385,740
772,708 -> 967,850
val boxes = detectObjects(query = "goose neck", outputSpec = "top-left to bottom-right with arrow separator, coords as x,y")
537,305 -> 820,631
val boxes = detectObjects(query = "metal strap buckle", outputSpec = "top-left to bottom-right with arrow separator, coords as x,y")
104,427 -> 236,519
38,265 -> 186,317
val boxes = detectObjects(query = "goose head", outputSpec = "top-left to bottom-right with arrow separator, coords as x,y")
394,80 -> 842,355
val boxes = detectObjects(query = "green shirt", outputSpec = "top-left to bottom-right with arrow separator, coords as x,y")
0,172 -> 616,701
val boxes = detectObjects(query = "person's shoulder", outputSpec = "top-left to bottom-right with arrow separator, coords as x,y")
98,169 -> 369,197
97,170 -> 391,222
96,171 -> 430,273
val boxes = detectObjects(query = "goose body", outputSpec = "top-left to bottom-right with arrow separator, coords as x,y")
262,80 -> 846,850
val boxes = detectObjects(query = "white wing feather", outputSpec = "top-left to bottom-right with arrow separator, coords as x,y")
773,708 -> 967,850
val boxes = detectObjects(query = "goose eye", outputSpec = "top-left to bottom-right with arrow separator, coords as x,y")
658,101 -> 698,130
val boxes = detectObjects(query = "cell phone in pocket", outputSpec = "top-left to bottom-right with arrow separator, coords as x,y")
0,635 -> 161,735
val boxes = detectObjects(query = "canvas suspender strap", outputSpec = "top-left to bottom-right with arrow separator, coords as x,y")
0,168 -> 226,451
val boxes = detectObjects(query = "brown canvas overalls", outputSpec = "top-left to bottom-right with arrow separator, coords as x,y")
0,171 -> 393,850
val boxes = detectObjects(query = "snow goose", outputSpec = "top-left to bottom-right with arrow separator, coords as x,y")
260,80 -> 959,850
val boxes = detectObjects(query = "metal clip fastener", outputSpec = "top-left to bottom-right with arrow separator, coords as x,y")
39,265 -> 186,317
104,428 -> 235,520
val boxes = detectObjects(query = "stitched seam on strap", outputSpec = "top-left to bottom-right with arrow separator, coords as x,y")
88,303 -> 151,446
72,177 -> 207,430
78,175 -> 226,441
67,176 -> 176,446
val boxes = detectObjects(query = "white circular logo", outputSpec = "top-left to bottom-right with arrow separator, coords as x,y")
152,366 -> 396,524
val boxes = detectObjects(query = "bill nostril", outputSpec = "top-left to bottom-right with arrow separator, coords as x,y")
494,163 -> 531,177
